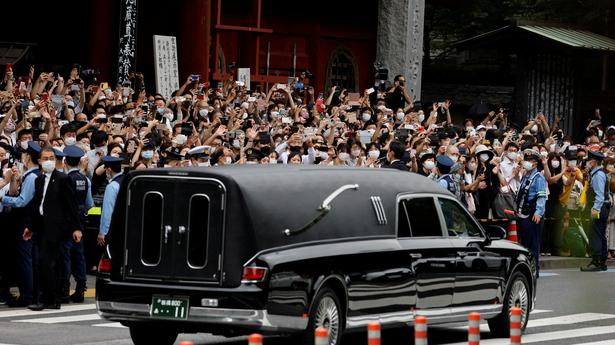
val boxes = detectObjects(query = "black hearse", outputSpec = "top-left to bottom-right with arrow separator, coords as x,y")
96,165 -> 537,345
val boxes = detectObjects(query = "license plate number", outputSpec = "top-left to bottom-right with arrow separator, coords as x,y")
151,295 -> 189,319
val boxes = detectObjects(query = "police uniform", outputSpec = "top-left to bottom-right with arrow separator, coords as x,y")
99,156 -> 124,241
0,141 -> 42,306
159,150 -> 183,167
245,148 -> 265,164
60,145 -> 93,301
515,149 -> 547,274
437,155 -> 463,201
581,150 -> 611,271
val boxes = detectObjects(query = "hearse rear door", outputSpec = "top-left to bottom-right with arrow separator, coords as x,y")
125,176 -> 176,279
172,179 -> 225,282
124,176 -> 225,283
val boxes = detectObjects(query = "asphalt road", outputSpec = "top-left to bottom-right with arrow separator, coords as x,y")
1,268 -> 614,345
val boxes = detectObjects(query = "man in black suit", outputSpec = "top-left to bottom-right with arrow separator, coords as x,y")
23,146 -> 82,311
383,140 -> 409,171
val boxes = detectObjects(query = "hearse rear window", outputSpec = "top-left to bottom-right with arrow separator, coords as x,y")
141,192 -> 163,265
398,197 -> 443,237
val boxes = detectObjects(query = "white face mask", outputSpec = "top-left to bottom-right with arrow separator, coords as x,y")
199,109 -> 209,117
507,152 -> 518,161
368,150 -> 380,159
531,124 -> 538,133
367,128 -> 376,135
522,161 -> 534,170
568,160 -> 577,168
479,153 -> 490,162
362,113 -> 371,122
141,150 -> 153,160
449,155 -> 458,163
245,161 -> 258,165
396,112 -> 405,120
319,151 -> 329,160
551,160 -> 560,168
64,137 -> 76,146
338,152 -> 350,161
269,159 -> 278,164
466,126 -> 474,132
351,149 -> 361,158
549,144 -> 556,152
197,161 -> 210,167
41,160 -> 56,174
270,111 -> 279,118
417,114 -> 425,122
423,160 -> 436,170
20,141 -> 29,150
176,134 -> 187,145
232,139 -> 241,149
540,151 -> 548,157
224,156 -> 233,165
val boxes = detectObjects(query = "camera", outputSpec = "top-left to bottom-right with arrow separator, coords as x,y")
373,62 -> 389,81
220,116 -> 229,126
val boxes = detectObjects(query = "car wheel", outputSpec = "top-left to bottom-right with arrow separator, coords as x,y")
488,271 -> 531,337
302,287 -> 344,345
129,324 -> 178,345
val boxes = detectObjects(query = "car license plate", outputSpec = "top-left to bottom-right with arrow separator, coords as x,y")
151,295 -> 189,319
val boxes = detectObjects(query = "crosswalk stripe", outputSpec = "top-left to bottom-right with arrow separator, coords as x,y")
455,312 -> 615,332
530,309 -> 552,315
447,325 -> 615,345
13,313 -> 101,324
92,322 -> 126,328
526,313 -> 615,328
0,304 -> 95,318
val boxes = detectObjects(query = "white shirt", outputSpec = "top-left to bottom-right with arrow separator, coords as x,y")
499,156 -> 521,193
39,173 -> 51,216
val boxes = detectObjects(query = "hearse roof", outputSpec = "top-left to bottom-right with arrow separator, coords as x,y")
128,166 -> 450,248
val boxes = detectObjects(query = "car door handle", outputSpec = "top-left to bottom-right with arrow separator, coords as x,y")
409,253 -> 422,260
177,226 -> 186,245
164,225 -> 172,244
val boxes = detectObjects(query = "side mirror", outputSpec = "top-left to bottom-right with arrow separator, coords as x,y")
485,225 -> 507,240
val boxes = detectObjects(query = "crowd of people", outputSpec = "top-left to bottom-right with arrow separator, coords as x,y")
0,64 -> 614,309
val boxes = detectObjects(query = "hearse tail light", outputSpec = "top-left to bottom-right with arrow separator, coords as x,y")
242,266 -> 268,283
98,258 -> 111,273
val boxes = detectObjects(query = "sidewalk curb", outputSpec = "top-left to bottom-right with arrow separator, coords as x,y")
541,256 -> 615,270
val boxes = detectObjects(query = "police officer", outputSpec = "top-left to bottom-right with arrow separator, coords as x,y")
60,145 -> 93,302
515,149 -> 547,275
0,141 -> 41,307
581,150 -> 611,271
187,146 -> 211,167
437,155 -> 463,201
98,156 -> 124,247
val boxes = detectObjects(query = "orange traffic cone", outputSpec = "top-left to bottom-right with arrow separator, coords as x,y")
248,333 -> 263,345
506,220 -> 518,242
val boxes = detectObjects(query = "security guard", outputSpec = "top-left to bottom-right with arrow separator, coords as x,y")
60,145 -> 93,302
98,156 -> 123,246
187,146 -> 211,167
245,148 -> 265,164
581,150 -> 611,271
436,155 -> 462,201
515,149 -> 547,274
0,141 -> 41,307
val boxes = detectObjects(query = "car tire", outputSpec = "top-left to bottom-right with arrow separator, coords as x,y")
488,271 -> 531,337
129,324 -> 178,345
301,287 -> 345,345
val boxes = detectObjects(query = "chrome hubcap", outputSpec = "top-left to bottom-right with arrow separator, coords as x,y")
508,279 -> 529,328
315,296 -> 340,345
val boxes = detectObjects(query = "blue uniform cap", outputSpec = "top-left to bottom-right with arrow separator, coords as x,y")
159,150 -> 183,162
102,155 -> 123,169
26,141 -> 41,154
63,145 -> 85,158
53,148 -> 65,158
436,154 -> 454,168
